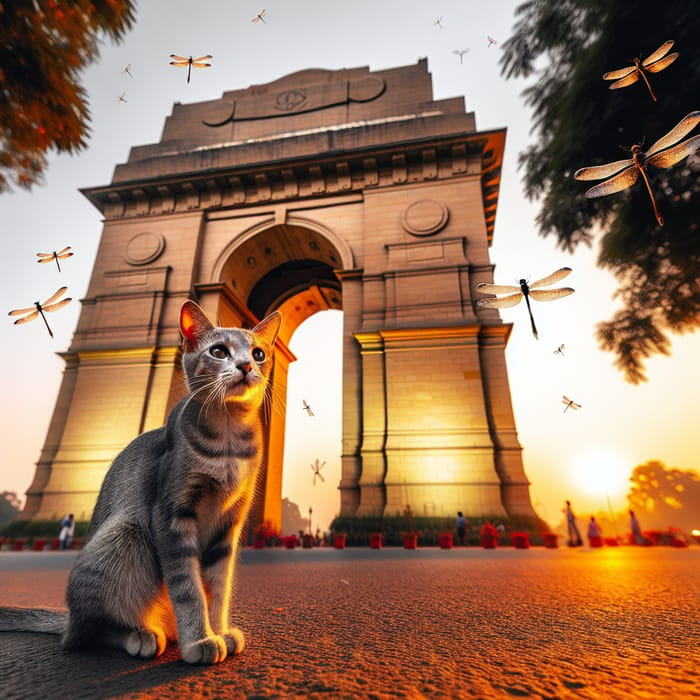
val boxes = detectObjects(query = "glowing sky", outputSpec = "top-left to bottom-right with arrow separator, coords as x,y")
1,0 -> 698,532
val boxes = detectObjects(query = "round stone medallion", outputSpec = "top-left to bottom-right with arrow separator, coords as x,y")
124,231 -> 165,266
401,199 -> 449,237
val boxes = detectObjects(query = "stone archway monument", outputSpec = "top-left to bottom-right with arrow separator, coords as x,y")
22,59 -> 536,529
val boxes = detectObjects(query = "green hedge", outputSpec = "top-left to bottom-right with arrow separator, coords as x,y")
329,514 -> 551,546
0,519 -> 90,539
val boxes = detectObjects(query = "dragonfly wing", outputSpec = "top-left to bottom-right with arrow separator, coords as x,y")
646,135 -> 700,170
602,65 -> 636,81
37,256 -> 53,263
193,55 -> 213,62
192,63 -> 212,68
13,310 -> 39,325
43,298 -> 72,313
584,167 -> 639,197
645,111 -> 700,157
475,283 -> 521,294
43,286 -> 68,306
8,306 -> 36,316
169,54 -> 189,61
476,293 -> 523,308
57,246 -> 72,256
170,61 -> 190,67
645,52 -> 678,74
608,72 -> 641,90
642,40 -> 674,66
574,158 -> 633,181
529,287 -> 575,302
530,267 -> 572,288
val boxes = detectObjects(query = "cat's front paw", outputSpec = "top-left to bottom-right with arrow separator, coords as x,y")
125,628 -> 166,659
181,635 -> 228,665
222,626 -> 245,656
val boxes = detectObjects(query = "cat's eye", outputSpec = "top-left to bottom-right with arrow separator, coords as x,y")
252,347 -> 265,363
209,345 -> 229,359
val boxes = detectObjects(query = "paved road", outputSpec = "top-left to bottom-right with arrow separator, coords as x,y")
1,546 -> 699,699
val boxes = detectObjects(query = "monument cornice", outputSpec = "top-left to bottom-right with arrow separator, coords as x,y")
81,127 -> 505,243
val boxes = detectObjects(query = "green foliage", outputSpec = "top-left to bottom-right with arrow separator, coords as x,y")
502,1 -> 700,382
0,0 -> 136,191
0,519 -> 89,538
329,514 -> 550,546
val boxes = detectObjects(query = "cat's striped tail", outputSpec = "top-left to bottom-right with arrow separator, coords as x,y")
0,606 -> 67,634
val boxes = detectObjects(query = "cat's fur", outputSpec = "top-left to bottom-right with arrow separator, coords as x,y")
0,301 -> 281,665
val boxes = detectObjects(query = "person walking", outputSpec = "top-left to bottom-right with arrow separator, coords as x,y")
629,510 -> 646,545
456,512 -> 467,546
565,501 -> 583,547
59,513 -> 75,550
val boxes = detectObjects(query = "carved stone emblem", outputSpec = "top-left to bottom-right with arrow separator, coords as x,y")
124,231 -> 165,266
401,199 -> 449,237
274,90 -> 307,112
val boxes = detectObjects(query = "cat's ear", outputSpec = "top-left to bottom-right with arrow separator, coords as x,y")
180,301 -> 215,352
253,311 -> 282,347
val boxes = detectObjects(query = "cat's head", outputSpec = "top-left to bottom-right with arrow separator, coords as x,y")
179,301 -> 281,409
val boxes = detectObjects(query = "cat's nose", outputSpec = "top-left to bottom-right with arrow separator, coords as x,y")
237,362 -> 252,375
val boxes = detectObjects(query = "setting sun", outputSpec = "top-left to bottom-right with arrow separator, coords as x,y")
571,448 -> 631,501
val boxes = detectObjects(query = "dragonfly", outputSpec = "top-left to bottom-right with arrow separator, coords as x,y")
487,36 -> 497,47
476,267 -> 575,340
310,459 -> 326,486
252,9 -> 266,23
562,395 -> 582,413
36,246 -> 73,272
120,64 -> 133,77
554,344 -> 566,356
302,399 -> 314,417
117,91 -> 127,103
453,49 -> 469,64
602,40 -> 678,103
8,287 -> 72,339
434,17 -> 443,28
169,54 -> 213,84
574,111 -> 700,226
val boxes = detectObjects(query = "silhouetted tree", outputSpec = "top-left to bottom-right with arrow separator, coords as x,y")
627,460 -> 700,531
0,0 -> 136,191
501,1 -> 700,383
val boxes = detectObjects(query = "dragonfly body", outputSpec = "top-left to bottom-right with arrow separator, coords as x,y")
554,344 -> 566,356
603,40 -> 679,102
575,111 -> 700,226
302,399 -> 314,417
487,36 -> 497,47
476,267 -> 574,340
8,287 -> 72,339
453,49 -> 469,64
117,91 -> 127,103
311,460 -> 326,485
37,246 -> 73,272
121,64 -> 133,77
562,395 -> 581,413
252,9 -> 266,23
169,54 -> 213,83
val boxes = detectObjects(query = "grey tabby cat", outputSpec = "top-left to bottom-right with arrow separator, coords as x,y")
0,300 -> 281,665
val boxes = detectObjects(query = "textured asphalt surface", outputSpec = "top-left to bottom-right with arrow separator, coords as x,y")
1,546 -> 699,699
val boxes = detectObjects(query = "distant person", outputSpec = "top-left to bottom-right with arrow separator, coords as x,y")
59,513 -> 75,550
565,501 -> 583,547
456,511 -> 467,545
629,510 -> 646,545
587,516 -> 602,542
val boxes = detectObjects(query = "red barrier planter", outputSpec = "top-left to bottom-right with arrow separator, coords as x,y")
369,533 -> 383,549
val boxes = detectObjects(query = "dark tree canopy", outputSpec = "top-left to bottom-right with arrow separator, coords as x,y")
627,460 -> 700,532
0,0 -> 136,191
501,0 -> 700,383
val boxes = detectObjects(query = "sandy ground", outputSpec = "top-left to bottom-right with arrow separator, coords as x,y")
1,546 -> 699,699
